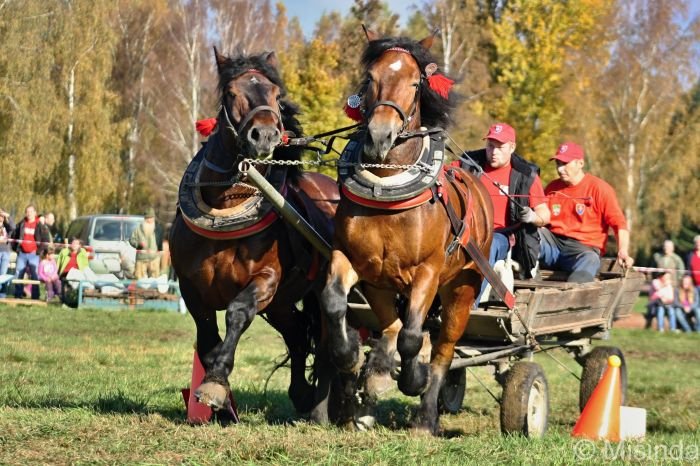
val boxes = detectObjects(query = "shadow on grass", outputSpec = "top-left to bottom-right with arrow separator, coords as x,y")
1,385 -> 312,425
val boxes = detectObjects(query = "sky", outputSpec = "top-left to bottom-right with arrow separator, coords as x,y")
282,0 -> 419,37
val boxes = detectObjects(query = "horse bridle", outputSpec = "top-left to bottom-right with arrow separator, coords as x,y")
205,70 -> 285,174
361,47 -> 424,138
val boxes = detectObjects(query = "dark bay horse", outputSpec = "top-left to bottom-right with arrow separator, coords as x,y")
170,49 -> 339,423
321,29 -> 494,434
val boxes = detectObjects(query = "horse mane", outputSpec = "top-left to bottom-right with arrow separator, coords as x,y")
217,52 -> 304,179
361,37 -> 459,129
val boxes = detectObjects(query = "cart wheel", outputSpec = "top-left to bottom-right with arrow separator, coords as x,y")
438,368 -> 466,414
579,346 -> 627,412
500,362 -> 549,437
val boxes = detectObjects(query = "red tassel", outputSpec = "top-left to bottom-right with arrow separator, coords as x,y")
344,103 -> 363,122
427,74 -> 454,99
281,133 -> 289,145
195,118 -> 218,137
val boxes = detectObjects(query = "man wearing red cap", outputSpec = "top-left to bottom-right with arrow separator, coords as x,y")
541,142 -> 634,282
462,122 -> 550,305
464,123 -> 550,277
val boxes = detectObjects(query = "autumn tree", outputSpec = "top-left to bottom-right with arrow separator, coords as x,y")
411,0 -> 494,147
112,0 -> 168,213
0,1 -> 63,216
584,0 -> 700,251
489,0 -> 612,177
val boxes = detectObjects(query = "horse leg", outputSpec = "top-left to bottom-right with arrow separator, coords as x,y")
413,272 -> 479,434
265,302 -> 316,415
320,250 -> 363,427
196,276 -> 275,415
320,250 -> 362,373
300,291 -> 339,425
179,279 -> 226,402
397,267 -> 439,397
360,285 -> 401,398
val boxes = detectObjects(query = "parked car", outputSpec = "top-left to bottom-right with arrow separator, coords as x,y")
64,214 -> 145,277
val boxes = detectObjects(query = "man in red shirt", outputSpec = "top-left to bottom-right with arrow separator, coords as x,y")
11,205 -> 51,299
464,123 -> 550,303
540,142 -> 634,282
688,235 -> 700,290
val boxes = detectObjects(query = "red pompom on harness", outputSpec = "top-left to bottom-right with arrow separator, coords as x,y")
195,118 -> 218,137
427,73 -> 454,99
344,94 -> 363,122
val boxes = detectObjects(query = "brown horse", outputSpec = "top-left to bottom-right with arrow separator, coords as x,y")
170,49 -> 339,424
320,29 -> 494,434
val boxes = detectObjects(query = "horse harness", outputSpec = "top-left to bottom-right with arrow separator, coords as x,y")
178,143 -> 332,284
338,133 -> 516,308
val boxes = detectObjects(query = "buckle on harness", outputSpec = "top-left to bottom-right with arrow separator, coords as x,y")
446,221 -> 466,255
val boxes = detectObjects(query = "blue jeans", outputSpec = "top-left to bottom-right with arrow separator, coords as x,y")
656,304 -> 676,331
14,251 -> 40,299
0,250 -> 10,297
538,229 -> 600,282
475,232 -> 510,306
678,306 -> 700,332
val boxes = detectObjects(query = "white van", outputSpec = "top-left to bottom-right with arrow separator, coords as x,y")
64,215 -> 146,277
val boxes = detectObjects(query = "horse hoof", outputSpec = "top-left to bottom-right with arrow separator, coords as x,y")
365,371 -> 394,397
397,362 -> 431,397
355,414 -> 376,431
289,381 -> 315,414
195,382 -> 230,411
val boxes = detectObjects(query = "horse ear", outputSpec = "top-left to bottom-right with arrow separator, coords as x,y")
362,24 -> 380,42
419,29 -> 439,50
213,46 -> 227,73
265,51 -> 278,69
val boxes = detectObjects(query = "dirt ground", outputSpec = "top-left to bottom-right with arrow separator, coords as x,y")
613,312 -> 647,329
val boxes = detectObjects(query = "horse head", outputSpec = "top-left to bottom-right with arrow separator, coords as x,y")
214,48 -> 290,158
356,27 -> 456,161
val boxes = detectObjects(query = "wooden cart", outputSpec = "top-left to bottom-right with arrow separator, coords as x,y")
433,259 -> 645,437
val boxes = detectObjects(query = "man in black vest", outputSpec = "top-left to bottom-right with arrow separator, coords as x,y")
462,123 -> 550,303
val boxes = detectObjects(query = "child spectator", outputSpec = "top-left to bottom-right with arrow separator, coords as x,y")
647,271 -> 677,332
38,248 -> 61,302
675,274 -> 700,332
57,237 -> 89,277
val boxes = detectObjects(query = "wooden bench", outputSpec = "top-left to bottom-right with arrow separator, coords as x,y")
0,278 -> 48,306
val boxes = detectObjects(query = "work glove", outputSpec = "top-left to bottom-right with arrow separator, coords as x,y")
517,206 -> 538,224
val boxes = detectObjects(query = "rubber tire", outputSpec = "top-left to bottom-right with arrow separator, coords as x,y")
500,362 -> 549,437
579,346 -> 627,412
438,368 -> 466,414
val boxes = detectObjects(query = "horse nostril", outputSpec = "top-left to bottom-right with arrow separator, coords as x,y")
250,127 -> 260,142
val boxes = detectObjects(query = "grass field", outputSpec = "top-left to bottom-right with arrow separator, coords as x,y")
1,302 -> 699,465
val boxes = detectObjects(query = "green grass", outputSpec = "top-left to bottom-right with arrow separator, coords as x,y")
1,303 -> 699,465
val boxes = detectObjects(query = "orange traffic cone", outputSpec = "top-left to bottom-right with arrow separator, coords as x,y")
183,348 -> 214,424
181,347 -> 240,424
572,355 -> 622,441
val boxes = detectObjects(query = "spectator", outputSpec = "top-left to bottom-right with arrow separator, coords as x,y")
38,213 -> 52,243
687,235 -> 700,291
129,207 -> 161,279
11,205 -> 51,300
647,271 -> 677,332
540,142 -> 633,282
38,248 -> 61,302
675,274 -> 700,332
57,237 -> 89,306
57,237 -> 89,277
0,208 -> 15,298
653,239 -> 685,286
45,212 -> 62,244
